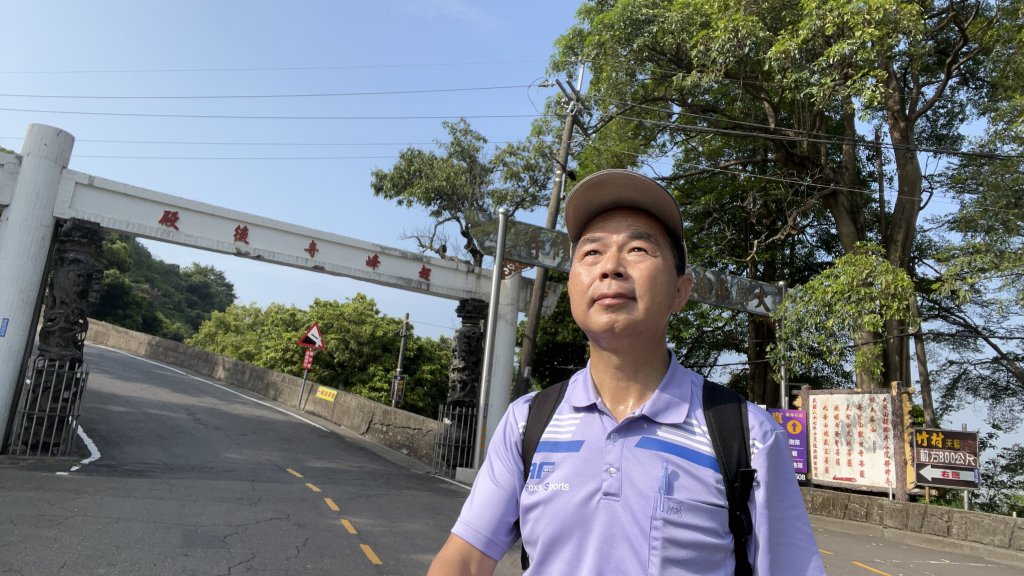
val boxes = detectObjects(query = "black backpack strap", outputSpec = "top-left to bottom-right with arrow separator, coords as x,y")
518,379 -> 569,571
702,380 -> 756,576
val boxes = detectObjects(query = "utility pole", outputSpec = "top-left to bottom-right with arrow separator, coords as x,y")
512,69 -> 586,399
391,313 -> 410,408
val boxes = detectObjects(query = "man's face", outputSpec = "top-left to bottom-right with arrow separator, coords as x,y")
568,207 -> 692,345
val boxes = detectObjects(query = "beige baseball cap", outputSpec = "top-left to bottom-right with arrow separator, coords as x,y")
564,169 -> 686,269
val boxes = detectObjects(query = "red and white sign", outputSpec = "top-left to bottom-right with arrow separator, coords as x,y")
298,322 -> 325,349
809,392 -> 897,491
302,349 -> 316,370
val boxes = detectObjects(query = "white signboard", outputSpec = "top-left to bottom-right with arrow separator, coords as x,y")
809,392 -> 898,491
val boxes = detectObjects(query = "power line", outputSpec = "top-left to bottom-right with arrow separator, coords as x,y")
605,110 -> 1024,161
582,141 -> 1019,216
0,60 -> 544,75
0,84 -> 535,100
0,136 -> 512,147
0,106 -> 544,121
74,155 -> 400,161
578,56 -> 991,114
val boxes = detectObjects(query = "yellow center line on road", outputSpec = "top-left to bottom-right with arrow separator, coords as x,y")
360,544 -> 383,565
324,498 -> 340,512
286,468 -> 304,478
852,561 -> 892,576
341,519 -> 358,534
819,549 -> 834,555
305,483 -> 321,493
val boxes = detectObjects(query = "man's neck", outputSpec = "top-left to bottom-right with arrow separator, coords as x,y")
587,343 -> 671,422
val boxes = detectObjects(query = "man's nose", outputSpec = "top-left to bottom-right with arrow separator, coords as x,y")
599,252 -> 626,279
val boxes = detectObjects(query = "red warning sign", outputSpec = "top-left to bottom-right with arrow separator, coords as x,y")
298,322 -> 325,349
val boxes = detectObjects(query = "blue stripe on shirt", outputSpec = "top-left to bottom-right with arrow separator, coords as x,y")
536,440 -> 585,453
635,436 -> 720,473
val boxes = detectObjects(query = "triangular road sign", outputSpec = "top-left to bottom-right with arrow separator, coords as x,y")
298,322 -> 325,349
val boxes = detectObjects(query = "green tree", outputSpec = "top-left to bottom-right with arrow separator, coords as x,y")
370,118 -> 552,266
188,303 -> 306,369
93,233 -> 236,340
769,244 -> 917,386
189,296 -> 452,418
551,0 -> 1021,398
525,271 -> 589,389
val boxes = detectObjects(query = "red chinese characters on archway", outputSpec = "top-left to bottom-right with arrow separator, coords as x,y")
158,210 -> 180,230
233,225 -> 250,244
418,265 -> 431,282
366,254 -> 381,270
305,240 -> 318,258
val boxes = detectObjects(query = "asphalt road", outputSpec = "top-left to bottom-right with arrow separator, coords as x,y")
0,344 -> 468,575
1,344 -> 1021,575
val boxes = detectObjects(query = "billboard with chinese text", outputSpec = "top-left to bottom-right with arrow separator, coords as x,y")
808,391 -> 904,492
912,428 -> 980,489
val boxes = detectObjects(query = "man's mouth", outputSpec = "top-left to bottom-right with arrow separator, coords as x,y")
594,292 -> 632,304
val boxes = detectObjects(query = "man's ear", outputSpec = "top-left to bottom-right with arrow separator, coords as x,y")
672,272 -> 693,312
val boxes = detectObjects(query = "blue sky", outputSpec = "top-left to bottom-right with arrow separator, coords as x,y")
1,1 -> 582,339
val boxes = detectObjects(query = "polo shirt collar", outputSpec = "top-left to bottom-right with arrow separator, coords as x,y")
566,355 -> 696,425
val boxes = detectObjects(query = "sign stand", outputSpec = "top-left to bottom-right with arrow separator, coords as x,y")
297,324 -> 325,410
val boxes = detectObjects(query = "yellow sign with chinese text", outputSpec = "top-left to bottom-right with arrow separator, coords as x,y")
315,386 -> 338,403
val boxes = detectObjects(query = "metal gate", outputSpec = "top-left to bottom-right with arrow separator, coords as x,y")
431,403 -> 477,478
5,358 -> 89,457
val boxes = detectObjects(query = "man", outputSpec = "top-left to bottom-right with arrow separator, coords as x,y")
428,169 -> 825,575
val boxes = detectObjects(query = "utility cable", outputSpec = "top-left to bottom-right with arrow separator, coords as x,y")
0,60 -> 544,75
0,106 -> 544,121
0,84 -> 535,100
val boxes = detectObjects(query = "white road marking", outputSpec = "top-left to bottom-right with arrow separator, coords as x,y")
57,425 -> 101,475
91,344 -> 328,431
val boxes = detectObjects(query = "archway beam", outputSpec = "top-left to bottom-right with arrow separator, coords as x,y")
49,168 -> 536,308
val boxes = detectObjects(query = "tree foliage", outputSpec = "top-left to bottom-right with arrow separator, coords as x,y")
188,295 -> 452,418
92,233 -> 236,341
550,0 -> 1020,397
770,244 -> 917,387
370,119 -> 552,266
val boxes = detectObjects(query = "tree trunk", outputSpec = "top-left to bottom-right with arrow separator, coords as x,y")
747,317 -> 777,406
821,99 -> 878,388
883,66 -> 924,391
908,294 -> 936,427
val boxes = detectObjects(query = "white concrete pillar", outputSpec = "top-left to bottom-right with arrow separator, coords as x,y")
0,125 -> 74,443
484,273 -> 521,454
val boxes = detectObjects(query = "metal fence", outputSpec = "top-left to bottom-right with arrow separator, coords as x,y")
5,358 -> 89,457
431,403 -> 477,478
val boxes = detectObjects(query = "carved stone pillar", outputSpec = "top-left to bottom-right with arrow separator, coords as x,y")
446,298 -> 487,406
37,218 -> 103,364
12,218 -> 102,456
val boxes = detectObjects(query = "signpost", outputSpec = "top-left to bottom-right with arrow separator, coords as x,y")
769,409 -> 808,482
912,428 -> 980,490
390,375 -> 406,407
297,323 -> 326,409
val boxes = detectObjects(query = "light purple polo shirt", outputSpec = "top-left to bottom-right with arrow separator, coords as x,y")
452,359 -> 826,575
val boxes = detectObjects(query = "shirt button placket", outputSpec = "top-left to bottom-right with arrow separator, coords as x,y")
601,429 -> 624,500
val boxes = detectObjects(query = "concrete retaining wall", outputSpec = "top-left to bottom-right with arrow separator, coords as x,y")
802,486 -> 1024,556
85,319 -> 439,464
